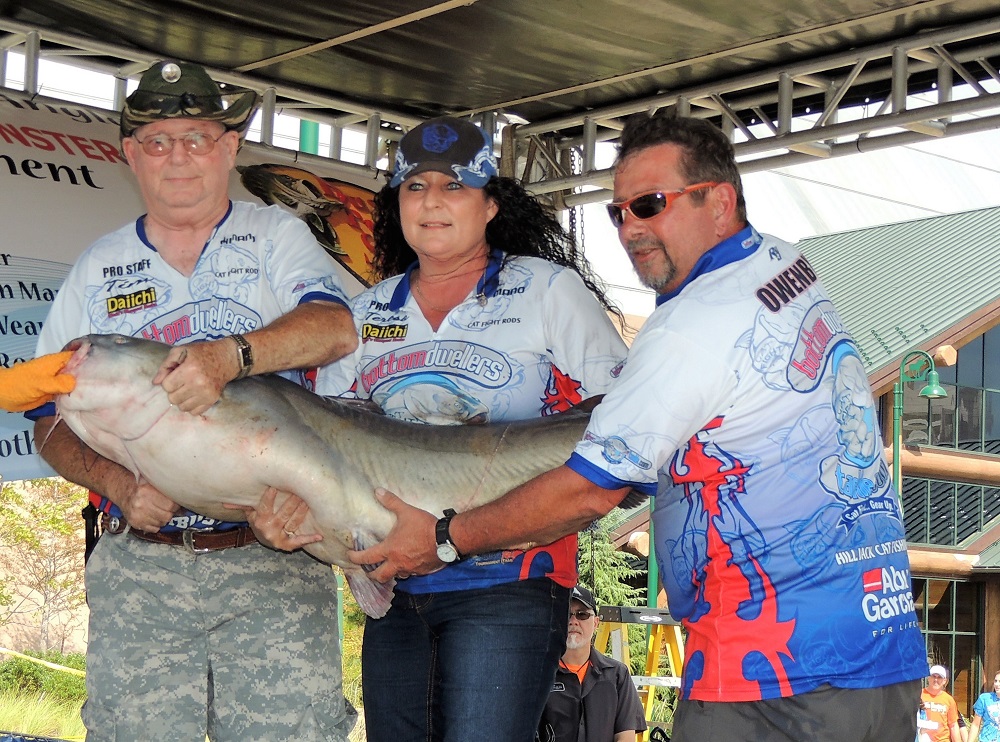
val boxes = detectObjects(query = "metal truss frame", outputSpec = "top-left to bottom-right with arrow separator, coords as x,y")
511,14 -> 1000,207
2,13 -> 999,209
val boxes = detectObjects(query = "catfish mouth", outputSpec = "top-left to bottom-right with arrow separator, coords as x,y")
61,337 -> 92,378
61,334 -> 153,380
56,335 -> 174,442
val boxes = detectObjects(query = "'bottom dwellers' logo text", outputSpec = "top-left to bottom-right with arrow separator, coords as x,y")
862,566 -> 914,622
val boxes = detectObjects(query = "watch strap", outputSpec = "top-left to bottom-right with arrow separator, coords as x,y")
232,334 -> 254,380
435,508 -> 462,560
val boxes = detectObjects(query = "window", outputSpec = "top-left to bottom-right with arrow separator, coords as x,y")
903,478 -> 1000,547
902,325 -> 1000,454
913,578 -> 981,717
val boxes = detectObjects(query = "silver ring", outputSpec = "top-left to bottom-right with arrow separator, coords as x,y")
283,530 -> 295,538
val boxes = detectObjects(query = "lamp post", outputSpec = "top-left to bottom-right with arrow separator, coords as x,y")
647,510 -> 657,609
892,349 -> 948,512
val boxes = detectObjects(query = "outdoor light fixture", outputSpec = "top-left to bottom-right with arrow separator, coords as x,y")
892,349 -> 948,514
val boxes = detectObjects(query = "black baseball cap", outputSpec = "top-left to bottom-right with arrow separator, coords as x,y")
121,60 -> 260,138
571,585 -> 598,613
389,116 -> 497,188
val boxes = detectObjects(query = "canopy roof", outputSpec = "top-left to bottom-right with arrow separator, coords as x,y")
3,0 -> 996,119
799,204 -> 1000,394
3,1 -> 1000,199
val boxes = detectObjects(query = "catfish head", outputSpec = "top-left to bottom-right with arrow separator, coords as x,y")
57,334 -> 175,450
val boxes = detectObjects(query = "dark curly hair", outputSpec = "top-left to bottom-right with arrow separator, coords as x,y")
370,175 -> 623,322
616,113 -> 747,224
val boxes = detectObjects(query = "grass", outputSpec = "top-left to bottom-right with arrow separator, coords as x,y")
341,577 -> 367,741
0,680 -> 368,742
0,689 -> 367,742
0,690 -> 86,740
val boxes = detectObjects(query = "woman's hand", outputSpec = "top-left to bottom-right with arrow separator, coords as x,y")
224,487 -> 323,551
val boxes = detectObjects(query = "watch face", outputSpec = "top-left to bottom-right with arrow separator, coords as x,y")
436,543 -> 458,563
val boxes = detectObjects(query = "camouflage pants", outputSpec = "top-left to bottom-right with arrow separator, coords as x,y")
82,530 -> 357,741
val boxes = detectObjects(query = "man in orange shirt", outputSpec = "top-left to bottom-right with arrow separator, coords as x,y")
921,665 -> 963,742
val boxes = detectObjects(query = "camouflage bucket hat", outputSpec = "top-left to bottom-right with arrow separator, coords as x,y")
120,60 -> 260,138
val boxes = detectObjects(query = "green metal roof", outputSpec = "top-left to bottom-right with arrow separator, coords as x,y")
796,205 -> 1000,378
973,537 -> 1000,570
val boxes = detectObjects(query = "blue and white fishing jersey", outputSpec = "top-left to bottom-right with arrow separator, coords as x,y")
973,692 -> 1000,742
568,226 -> 927,703
319,249 -> 628,593
33,200 -> 349,531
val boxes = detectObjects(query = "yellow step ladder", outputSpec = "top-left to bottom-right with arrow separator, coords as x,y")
595,605 -> 683,741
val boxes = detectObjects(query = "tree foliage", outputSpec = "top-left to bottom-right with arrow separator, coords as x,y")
0,478 -> 88,652
578,513 -> 667,679
0,650 -> 86,702
577,515 -> 645,609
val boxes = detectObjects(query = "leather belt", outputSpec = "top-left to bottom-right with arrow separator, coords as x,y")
101,513 -> 257,553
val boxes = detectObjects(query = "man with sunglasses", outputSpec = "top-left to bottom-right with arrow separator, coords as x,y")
28,60 -> 358,740
538,585 -> 646,742
355,112 -> 929,741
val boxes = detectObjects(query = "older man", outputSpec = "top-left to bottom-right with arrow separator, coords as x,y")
29,60 -> 357,740
355,113 -> 929,741
538,585 -> 646,742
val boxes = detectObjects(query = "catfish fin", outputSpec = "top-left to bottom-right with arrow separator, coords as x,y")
573,394 -> 604,414
617,490 -> 649,511
345,529 -> 396,618
345,569 -> 395,619
331,397 -> 386,415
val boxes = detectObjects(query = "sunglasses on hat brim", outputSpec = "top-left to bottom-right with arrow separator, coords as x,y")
121,89 -> 259,137
607,181 -> 719,227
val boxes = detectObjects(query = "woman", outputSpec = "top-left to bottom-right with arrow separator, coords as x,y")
320,116 -> 629,741
970,671 -> 1000,742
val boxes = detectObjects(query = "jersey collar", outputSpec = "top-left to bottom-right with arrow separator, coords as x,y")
135,200 -> 234,252
654,224 -> 762,307
389,247 -> 505,311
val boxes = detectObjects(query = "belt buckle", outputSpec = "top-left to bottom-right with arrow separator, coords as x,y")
182,529 -> 212,554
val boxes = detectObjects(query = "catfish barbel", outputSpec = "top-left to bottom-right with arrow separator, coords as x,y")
54,334 -> 625,618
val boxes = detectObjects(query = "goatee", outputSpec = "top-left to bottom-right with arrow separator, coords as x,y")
626,236 -> 675,292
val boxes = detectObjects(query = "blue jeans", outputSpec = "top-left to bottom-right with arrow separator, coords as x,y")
362,577 -> 571,742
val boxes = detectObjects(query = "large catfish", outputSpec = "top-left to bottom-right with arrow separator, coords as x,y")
53,334 -> 625,618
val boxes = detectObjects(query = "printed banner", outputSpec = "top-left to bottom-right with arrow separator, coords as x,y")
0,255 -> 70,481
0,92 -> 377,481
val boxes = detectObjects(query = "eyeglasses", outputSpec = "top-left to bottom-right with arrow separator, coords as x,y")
607,181 -> 720,227
569,610 -> 595,621
134,130 -> 226,157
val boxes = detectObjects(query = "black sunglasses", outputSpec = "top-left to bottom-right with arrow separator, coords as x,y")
569,610 -> 595,621
607,181 -> 719,227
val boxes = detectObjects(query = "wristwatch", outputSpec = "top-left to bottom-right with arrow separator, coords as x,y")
231,334 -> 254,380
435,508 -> 462,563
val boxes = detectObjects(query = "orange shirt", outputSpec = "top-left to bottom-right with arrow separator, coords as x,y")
921,688 -> 959,742
560,659 -> 590,685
